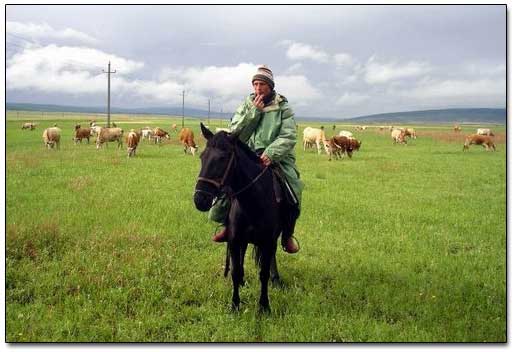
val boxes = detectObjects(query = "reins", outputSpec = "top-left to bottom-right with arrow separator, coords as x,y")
196,148 -> 269,199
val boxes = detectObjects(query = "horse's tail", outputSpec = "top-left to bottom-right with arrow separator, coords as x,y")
224,243 -> 230,277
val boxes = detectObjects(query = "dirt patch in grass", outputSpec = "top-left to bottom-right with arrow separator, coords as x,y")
68,175 -> 94,192
417,131 -> 506,144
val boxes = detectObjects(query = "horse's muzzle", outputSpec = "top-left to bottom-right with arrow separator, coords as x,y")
194,189 -> 215,212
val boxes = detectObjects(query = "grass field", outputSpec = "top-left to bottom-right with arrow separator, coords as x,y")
5,112 -> 506,342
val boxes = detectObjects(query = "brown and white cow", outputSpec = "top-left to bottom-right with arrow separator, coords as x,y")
126,129 -> 140,157
463,134 -> 496,151
42,127 -> 62,149
404,128 -> 417,139
179,128 -> 198,156
325,136 -> 361,160
73,124 -> 92,144
391,129 -> 407,144
153,127 -> 170,144
96,127 -> 124,149
453,124 -> 461,132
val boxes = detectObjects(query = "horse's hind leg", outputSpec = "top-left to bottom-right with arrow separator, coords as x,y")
240,242 -> 248,287
270,252 -> 283,288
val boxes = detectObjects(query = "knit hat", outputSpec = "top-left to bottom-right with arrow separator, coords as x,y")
252,65 -> 275,89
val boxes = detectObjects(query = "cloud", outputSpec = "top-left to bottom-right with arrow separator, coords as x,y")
398,78 -> 506,103
275,75 -> 321,106
333,52 -> 354,67
7,21 -> 98,45
335,92 -> 370,106
284,41 -> 330,63
7,45 -> 144,94
364,57 -> 432,84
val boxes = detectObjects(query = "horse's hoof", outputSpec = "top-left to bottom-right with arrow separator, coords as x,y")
231,302 -> 240,313
258,304 -> 271,315
271,278 -> 285,289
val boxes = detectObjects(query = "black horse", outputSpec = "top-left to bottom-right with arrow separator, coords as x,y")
194,123 -> 291,313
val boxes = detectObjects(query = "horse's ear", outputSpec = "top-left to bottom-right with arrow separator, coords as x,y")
200,123 -> 214,140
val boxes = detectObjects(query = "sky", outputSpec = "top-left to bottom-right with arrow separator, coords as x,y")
5,4 -> 507,119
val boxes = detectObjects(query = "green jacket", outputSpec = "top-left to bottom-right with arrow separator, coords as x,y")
230,93 -> 303,205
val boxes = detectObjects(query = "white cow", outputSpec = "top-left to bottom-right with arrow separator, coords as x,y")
303,127 -> 329,155
338,130 -> 353,138
141,127 -> 154,141
477,128 -> 494,136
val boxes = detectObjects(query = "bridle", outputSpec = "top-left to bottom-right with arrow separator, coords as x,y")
196,148 -> 269,200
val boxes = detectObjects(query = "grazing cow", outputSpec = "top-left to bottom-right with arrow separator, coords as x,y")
325,136 -> 361,160
22,122 -> 36,130
338,130 -> 353,138
42,127 -> 62,149
463,134 -> 496,151
90,125 -> 102,137
141,127 -> 154,141
73,124 -> 92,144
303,127 -> 329,154
391,129 -> 407,144
126,129 -> 140,157
171,124 -> 178,132
179,128 -> 199,156
454,124 -> 461,132
96,127 -> 124,149
153,127 -> 170,144
477,128 -> 494,136
404,128 -> 417,139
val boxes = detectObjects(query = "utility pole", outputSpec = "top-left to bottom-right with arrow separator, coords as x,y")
103,61 -> 116,127
208,98 -> 211,125
181,90 -> 185,128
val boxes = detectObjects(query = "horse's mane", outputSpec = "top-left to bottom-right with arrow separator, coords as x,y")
210,131 -> 262,164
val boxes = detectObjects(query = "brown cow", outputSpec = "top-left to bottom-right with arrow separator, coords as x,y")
463,134 -> 496,152
96,127 -> 123,149
126,129 -> 140,157
73,124 -> 92,144
179,128 -> 198,156
153,127 -> 170,144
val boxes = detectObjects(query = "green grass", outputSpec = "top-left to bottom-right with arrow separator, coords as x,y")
6,113 -> 506,342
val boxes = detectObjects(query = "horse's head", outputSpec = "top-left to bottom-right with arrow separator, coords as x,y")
194,123 -> 238,212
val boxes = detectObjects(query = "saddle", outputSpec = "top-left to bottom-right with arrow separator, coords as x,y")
270,165 -> 300,220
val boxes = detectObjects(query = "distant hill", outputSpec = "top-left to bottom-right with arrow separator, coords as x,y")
6,103 -> 506,124
6,102 -> 232,119
344,108 -> 506,124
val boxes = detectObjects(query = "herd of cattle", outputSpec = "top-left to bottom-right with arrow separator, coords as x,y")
24,121 -> 198,158
301,124 -> 497,161
22,120 -> 499,158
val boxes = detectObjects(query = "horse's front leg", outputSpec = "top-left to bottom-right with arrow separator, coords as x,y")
229,242 -> 242,311
258,246 -> 273,313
